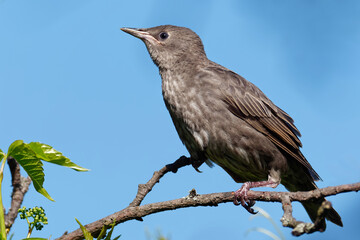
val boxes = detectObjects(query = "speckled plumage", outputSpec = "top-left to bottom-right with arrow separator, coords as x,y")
121,25 -> 342,228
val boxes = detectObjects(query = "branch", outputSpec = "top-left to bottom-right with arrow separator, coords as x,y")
57,156 -> 360,240
129,155 -> 191,207
4,157 -> 32,230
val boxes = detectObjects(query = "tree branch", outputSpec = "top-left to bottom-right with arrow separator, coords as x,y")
4,157 -> 32,230
57,156 -> 360,240
129,155 -> 191,207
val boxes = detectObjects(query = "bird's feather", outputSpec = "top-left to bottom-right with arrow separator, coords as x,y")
213,67 -> 321,181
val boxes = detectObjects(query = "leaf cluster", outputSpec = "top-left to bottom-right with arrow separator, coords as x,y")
7,140 -> 88,201
0,140 -> 88,239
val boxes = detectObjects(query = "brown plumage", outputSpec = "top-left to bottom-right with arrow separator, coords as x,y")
121,25 -> 342,228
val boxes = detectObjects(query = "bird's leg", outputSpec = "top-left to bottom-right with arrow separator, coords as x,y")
234,179 -> 279,214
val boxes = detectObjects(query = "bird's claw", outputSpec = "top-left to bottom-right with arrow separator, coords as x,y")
191,157 -> 204,172
233,182 -> 257,214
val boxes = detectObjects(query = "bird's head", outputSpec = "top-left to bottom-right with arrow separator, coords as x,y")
121,25 -> 206,70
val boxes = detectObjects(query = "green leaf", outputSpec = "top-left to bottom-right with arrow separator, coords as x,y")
104,224 -> 115,240
113,235 -> 121,240
75,218 -> 93,240
8,142 -> 54,201
8,232 -> 15,240
104,223 -> 119,240
96,222 -> 121,240
97,225 -> 107,239
0,148 -> 4,161
28,142 -> 89,172
7,140 -> 24,156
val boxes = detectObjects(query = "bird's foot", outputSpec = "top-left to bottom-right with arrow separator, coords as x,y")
190,157 -> 205,173
233,182 -> 257,214
166,156 -> 206,173
233,180 -> 279,214
166,156 -> 191,173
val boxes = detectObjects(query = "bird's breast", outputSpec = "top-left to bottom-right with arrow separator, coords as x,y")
161,71 -> 211,155
160,70 -> 278,181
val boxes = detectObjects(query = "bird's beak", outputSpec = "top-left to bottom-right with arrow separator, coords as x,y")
121,27 -> 160,44
121,27 -> 148,39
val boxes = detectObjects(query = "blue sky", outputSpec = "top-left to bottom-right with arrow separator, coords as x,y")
1,0 -> 359,239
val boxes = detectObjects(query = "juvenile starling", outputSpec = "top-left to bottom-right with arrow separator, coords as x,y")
121,25 -> 342,228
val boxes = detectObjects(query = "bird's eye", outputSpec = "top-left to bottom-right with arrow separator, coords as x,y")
159,32 -> 169,40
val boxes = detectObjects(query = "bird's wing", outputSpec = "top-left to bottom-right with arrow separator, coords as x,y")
211,67 -> 321,181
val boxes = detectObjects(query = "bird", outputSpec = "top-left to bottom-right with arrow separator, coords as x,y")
121,25 -> 342,229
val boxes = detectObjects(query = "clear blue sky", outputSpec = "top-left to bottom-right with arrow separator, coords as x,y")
1,1 -> 359,239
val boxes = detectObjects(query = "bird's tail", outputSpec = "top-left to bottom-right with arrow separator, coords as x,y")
282,168 -> 343,229
301,200 -> 343,229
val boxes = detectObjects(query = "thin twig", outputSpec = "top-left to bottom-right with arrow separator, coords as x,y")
129,155 -> 191,207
